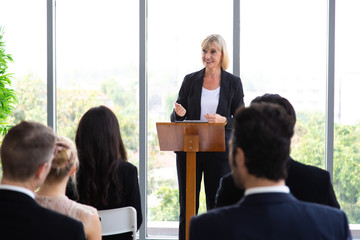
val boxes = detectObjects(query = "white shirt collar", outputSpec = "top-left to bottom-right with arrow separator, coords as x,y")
0,184 -> 35,199
244,185 -> 290,196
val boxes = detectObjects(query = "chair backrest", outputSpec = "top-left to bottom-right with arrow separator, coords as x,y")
98,206 -> 137,240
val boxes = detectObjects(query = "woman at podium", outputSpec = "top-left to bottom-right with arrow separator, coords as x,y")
170,34 -> 244,240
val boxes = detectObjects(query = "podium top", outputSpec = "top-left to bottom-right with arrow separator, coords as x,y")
156,122 -> 226,152
176,120 -> 206,123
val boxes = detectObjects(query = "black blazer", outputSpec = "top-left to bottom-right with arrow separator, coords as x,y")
0,189 -> 86,240
93,162 -> 143,227
191,192 -> 350,240
67,161 -> 143,240
215,158 -> 340,208
170,68 -> 244,157
102,162 -> 143,240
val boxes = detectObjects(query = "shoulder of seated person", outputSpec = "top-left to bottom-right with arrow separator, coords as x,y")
118,161 -> 137,171
289,159 -> 329,178
39,205 -> 83,224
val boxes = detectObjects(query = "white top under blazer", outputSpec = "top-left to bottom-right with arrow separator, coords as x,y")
200,86 -> 220,122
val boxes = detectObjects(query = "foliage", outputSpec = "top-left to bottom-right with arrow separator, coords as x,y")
149,178 -> 207,221
292,111 -> 360,223
57,88 -> 104,139
8,75 -> 140,153
333,124 -> 360,223
101,78 -> 139,152
0,27 -> 17,136
8,74 -> 46,125
0,27 -> 17,179
149,179 -> 179,221
291,111 -> 325,168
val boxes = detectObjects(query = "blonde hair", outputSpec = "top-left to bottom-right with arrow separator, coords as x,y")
45,136 -> 79,183
201,34 -> 229,70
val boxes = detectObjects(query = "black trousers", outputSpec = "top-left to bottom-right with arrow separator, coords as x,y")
176,151 -> 230,240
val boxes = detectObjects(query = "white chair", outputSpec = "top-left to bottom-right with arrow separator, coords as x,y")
98,206 -> 137,240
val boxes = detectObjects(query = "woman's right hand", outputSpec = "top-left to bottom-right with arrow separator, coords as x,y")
174,102 -> 186,117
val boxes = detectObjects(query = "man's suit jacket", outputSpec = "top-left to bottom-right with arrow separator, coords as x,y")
215,158 -> 340,208
0,189 -> 86,240
170,68 -> 244,158
190,192 -> 351,240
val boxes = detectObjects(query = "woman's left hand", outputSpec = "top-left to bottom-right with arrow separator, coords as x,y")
204,113 -> 227,123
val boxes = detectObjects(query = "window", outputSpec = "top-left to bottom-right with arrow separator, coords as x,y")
56,0 -> 139,166
334,0 -> 360,230
1,0 -> 47,126
240,0 -> 327,169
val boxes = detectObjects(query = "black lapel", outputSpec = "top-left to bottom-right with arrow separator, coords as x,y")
217,69 -> 229,114
193,68 -> 205,119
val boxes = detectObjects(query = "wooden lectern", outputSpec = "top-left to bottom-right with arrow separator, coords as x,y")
156,122 -> 226,240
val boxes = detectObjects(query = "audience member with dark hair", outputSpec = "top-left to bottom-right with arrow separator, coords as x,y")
0,121 -> 86,240
190,103 -> 351,240
67,106 -> 142,240
215,93 -> 340,209
36,136 -> 101,240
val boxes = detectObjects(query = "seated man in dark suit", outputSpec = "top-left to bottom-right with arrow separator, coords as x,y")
0,121 -> 86,240
190,103 -> 351,240
215,94 -> 340,208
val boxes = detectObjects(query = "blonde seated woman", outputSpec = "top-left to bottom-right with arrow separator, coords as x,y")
36,136 -> 101,240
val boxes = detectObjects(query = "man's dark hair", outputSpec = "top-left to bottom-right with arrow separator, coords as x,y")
251,93 -> 296,132
1,121 -> 56,181
231,103 -> 293,180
